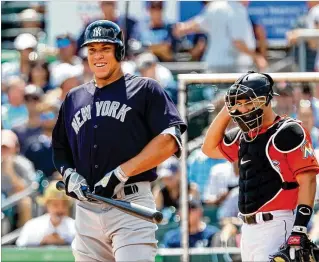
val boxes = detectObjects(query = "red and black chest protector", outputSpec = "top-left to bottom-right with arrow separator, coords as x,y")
238,118 -> 298,214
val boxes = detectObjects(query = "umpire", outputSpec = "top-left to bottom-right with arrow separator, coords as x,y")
52,20 -> 187,262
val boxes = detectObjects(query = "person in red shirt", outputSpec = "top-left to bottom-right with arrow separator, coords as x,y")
202,71 -> 319,261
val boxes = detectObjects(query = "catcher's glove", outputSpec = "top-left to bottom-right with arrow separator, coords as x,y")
269,234 -> 317,262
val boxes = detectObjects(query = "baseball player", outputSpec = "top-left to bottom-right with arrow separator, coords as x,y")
52,20 -> 187,262
202,71 -> 319,261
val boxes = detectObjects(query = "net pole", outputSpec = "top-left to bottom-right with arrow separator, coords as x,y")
177,78 -> 189,262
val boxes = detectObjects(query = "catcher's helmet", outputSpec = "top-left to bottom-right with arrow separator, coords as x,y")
81,20 -> 125,61
225,71 -> 277,141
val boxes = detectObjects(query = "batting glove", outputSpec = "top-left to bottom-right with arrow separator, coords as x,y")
63,168 -> 88,201
93,166 -> 129,198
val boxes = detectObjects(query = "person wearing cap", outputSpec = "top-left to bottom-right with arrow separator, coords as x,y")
16,180 -> 75,247
162,197 -> 220,248
131,1 -> 175,62
135,52 -> 176,102
153,157 -> 199,210
2,77 -> 29,130
2,33 -> 38,82
19,8 -> 42,29
50,34 -> 82,73
1,130 -> 35,228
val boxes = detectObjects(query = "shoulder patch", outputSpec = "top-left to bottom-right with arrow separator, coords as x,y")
224,127 -> 242,146
272,122 -> 306,153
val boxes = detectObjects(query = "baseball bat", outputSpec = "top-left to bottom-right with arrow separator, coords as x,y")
56,181 -> 163,224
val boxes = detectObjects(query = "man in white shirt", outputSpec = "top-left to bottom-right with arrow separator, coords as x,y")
203,161 -> 239,206
16,181 -> 75,247
173,0 -> 267,73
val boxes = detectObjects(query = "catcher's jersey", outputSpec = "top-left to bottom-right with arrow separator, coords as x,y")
218,116 -> 319,212
52,73 -> 186,189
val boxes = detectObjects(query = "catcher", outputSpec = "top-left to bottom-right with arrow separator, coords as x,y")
202,71 -> 319,261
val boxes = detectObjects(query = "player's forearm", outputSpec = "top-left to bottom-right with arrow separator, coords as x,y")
202,106 -> 231,157
121,134 -> 178,177
296,172 -> 317,207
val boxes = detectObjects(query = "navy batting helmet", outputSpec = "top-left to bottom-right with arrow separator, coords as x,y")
225,71 -> 278,140
81,20 -> 125,61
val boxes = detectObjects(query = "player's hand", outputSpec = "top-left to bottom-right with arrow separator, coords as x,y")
270,229 -> 316,261
63,168 -> 88,201
93,166 -> 129,198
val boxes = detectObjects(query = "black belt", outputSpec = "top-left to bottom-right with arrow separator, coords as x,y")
113,184 -> 139,199
239,212 -> 273,224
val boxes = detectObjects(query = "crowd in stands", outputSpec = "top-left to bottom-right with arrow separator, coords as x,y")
2,1 -> 319,256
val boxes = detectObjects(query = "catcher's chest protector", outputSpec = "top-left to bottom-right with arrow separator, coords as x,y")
238,119 -> 297,214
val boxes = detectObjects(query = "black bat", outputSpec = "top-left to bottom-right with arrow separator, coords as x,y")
56,181 -> 163,224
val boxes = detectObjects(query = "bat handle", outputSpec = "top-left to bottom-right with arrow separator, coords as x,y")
153,211 -> 164,224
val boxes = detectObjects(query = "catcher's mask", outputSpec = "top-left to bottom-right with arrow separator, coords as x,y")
225,71 -> 277,142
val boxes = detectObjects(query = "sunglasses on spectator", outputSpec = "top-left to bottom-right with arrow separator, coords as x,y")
24,95 -> 40,102
56,38 -> 72,49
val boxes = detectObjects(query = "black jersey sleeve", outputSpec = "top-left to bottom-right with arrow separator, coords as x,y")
52,101 -> 75,175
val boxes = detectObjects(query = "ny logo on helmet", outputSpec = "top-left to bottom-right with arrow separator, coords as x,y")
92,27 -> 102,37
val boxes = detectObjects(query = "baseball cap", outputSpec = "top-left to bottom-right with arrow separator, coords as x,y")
24,84 -> 44,99
135,52 -> 158,71
157,157 -> 180,178
14,33 -> 38,50
19,8 -> 40,22
37,180 -> 71,206
51,63 -> 83,88
1,130 -> 19,149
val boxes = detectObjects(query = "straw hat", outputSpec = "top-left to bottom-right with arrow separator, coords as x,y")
37,180 -> 72,206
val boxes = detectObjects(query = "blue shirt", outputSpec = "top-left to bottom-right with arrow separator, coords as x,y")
188,148 -> 226,199
162,224 -> 219,248
2,103 -> 28,130
132,19 -> 174,47
52,74 -> 187,189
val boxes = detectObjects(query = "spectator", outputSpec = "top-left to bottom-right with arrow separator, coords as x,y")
16,180 -> 75,247
272,82 -> 296,117
188,147 -> 226,200
297,99 -> 319,149
135,52 -> 177,103
286,2 -> 319,72
162,198 -> 219,248
77,1 -> 136,57
132,1 -> 175,62
28,60 -> 52,93
12,84 -> 44,154
24,107 -> 59,179
2,77 -> 29,130
1,130 -> 35,228
19,8 -> 42,30
203,161 -> 239,206
50,34 -> 82,84
153,157 -> 199,210
48,62 -> 84,104
301,83 -> 319,128
78,47 -> 93,83
173,0 -> 267,73
2,33 -> 38,82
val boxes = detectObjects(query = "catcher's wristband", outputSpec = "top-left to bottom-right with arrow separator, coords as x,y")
293,204 -> 313,230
